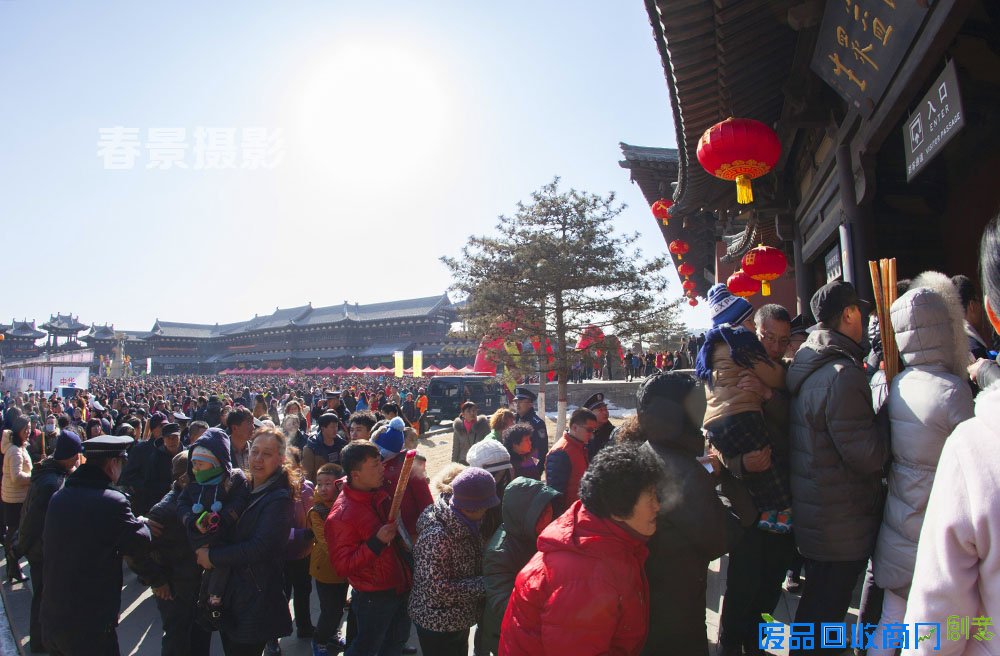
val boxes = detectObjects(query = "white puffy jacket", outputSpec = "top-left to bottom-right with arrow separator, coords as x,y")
873,272 -> 974,596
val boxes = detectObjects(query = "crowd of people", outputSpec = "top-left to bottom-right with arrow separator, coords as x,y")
4,215 -> 1000,656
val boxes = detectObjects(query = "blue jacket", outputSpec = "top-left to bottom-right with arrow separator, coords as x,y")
209,472 -> 295,644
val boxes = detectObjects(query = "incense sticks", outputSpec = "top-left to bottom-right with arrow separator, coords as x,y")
869,258 -> 899,383
388,450 -> 417,522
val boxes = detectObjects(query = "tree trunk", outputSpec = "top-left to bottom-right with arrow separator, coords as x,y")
537,297 -> 546,422
553,291 -> 569,438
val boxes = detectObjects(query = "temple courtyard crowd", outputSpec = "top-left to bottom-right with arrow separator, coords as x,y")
3,216 -> 1000,656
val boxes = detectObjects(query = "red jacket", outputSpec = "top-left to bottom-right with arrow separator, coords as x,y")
326,478 -> 412,594
499,501 -> 650,656
383,454 -> 433,539
544,434 -> 589,511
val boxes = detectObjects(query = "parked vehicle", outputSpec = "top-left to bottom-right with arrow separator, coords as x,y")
425,376 -> 505,425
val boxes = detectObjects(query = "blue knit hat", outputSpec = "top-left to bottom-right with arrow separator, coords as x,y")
707,283 -> 754,327
373,417 -> 406,459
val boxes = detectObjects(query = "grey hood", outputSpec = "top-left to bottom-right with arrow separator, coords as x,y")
890,271 -> 969,379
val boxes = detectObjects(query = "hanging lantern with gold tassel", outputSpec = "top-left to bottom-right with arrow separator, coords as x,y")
696,117 -> 781,204
651,199 -> 673,226
669,239 -> 689,261
742,244 -> 787,297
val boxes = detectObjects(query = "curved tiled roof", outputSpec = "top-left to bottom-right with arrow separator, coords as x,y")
41,313 -> 87,333
146,294 -> 454,339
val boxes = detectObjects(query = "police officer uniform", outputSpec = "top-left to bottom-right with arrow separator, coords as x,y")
583,392 -> 614,461
513,387 -> 549,471
41,436 -> 158,656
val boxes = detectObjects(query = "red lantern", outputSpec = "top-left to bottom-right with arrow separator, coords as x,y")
669,239 -> 689,261
741,244 -> 787,297
696,117 -> 781,204
727,269 -> 761,298
677,262 -> 695,280
651,199 -> 673,226
682,280 -> 697,294
688,298 -> 699,307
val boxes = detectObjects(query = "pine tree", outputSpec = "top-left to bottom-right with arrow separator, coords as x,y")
442,177 -> 679,435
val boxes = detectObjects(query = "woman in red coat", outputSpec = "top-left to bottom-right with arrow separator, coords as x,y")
499,443 -> 662,656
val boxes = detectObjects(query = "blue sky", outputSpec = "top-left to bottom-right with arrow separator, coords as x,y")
0,1 -> 711,331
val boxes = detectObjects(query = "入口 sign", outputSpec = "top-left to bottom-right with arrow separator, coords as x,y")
904,60 -> 965,181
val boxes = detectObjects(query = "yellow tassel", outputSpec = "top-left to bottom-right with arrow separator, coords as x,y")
761,281 -> 771,296
661,217 -> 669,226
677,254 -> 683,261
736,175 -> 753,204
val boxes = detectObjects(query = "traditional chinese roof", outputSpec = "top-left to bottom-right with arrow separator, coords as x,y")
146,294 -> 454,339
84,324 -> 118,340
618,142 -> 715,291
643,0 -> 798,219
4,320 -> 45,340
41,313 -> 87,333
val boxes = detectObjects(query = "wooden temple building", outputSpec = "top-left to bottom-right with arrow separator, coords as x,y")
3,294 -> 476,374
625,0 -> 1000,328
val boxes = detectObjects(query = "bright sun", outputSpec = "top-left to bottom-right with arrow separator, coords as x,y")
292,40 -> 456,192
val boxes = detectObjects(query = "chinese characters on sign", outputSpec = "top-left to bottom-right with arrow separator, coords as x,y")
96,127 -> 285,170
904,59 -> 965,181
811,0 -> 931,116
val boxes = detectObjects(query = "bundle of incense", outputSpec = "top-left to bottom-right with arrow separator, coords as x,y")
869,258 -> 900,383
388,450 -> 417,522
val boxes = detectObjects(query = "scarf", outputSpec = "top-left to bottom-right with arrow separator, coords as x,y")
194,466 -> 224,485
695,324 -> 770,389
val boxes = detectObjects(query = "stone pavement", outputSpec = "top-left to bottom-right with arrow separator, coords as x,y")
0,551 -> 864,656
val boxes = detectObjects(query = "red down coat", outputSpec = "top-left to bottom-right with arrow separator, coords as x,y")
499,500 -> 650,656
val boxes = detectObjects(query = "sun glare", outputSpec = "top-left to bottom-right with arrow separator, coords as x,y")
293,40 -> 455,192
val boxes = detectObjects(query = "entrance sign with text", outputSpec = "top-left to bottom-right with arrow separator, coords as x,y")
904,60 -> 965,181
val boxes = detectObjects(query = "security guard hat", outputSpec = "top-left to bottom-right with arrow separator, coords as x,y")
513,387 -> 536,402
583,392 -> 608,411
82,435 -> 133,458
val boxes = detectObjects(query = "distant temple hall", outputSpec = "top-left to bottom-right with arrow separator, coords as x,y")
1,295 -> 477,374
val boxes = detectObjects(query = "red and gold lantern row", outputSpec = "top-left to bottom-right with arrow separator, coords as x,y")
688,297 -> 699,307
682,280 -> 697,294
669,239 -> 689,261
727,269 -> 761,299
741,244 -> 787,297
651,198 -> 673,226
696,117 -> 781,204
677,262 -> 695,280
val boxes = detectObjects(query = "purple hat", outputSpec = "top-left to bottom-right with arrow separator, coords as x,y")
450,467 -> 501,512
148,411 -> 168,429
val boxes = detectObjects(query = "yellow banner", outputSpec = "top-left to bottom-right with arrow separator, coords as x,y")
412,351 -> 423,378
394,351 -> 404,378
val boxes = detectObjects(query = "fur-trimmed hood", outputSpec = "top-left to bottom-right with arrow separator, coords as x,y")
889,271 -> 969,378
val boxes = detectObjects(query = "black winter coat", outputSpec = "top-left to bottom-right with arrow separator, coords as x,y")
15,458 -> 68,563
639,388 -> 742,656
41,463 -> 157,636
132,483 -> 202,589
209,473 -> 295,644
119,438 -> 176,517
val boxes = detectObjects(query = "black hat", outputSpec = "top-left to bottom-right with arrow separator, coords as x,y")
513,387 -> 536,402
172,411 -> 190,423
583,392 -> 607,410
148,411 -> 167,428
789,314 -> 814,336
810,281 -> 873,325
317,412 -> 340,428
161,422 -> 181,437
82,435 -> 133,458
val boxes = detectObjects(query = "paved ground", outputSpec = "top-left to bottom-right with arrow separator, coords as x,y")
0,419 -> 863,655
